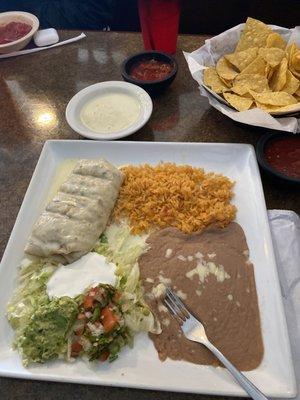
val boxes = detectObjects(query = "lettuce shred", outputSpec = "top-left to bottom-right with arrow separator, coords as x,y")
94,224 -> 159,334
7,259 -> 57,343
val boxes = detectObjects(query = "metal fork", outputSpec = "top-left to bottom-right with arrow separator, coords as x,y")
164,287 -> 268,400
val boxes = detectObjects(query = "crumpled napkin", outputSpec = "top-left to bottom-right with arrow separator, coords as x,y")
268,210 -> 300,399
184,24 -> 300,133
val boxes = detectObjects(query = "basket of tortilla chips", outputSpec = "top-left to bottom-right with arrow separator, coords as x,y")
185,17 -> 300,132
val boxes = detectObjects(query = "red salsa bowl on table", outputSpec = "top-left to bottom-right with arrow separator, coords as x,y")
121,51 -> 178,95
256,133 -> 300,187
0,11 -> 39,54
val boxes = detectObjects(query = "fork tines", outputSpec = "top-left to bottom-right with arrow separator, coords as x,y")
164,287 -> 190,324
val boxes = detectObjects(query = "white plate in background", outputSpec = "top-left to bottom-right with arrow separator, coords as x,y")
0,140 -> 296,397
65,81 -> 153,140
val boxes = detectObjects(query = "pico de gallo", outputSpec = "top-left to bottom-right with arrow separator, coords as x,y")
130,58 -> 173,81
71,284 -> 132,362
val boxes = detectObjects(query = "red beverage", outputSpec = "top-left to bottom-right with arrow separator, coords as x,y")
138,0 -> 180,54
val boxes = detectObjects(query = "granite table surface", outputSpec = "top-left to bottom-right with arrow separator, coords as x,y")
0,30 -> 299,400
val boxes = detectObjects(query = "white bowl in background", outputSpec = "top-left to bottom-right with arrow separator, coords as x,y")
66,81 -> 153,140
0,11 -> 39,54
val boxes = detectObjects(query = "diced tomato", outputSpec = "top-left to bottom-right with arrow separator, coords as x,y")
75,326 -> 85,336
101,307 -> 119,333
99,351 -> 110,362
71,342 -> 83,357
83,295 -> 94,310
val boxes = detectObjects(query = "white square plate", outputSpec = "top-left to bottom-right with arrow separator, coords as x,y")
0,140 -> 296,397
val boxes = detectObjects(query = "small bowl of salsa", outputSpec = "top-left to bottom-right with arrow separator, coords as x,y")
121,51 -> 178,95
0,11 -> 39,54
256,133 -> 300,186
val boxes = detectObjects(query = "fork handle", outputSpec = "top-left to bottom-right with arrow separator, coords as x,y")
204,340 -> 268,400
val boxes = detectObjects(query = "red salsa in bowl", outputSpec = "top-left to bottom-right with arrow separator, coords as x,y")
130,59 -> 173,82
121,51 -> 178,94
0,21 -> 32,44
265,137 -> 300,179
256,133 -> 300,187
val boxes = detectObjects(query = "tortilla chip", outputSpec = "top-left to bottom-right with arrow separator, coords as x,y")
258,47 -> 285,67
239,55 -> 266,76
281,70 -> 300,94
270,58 -> 287,91
250,90 -> 297,106
295,86 -> 300,97
290,49 -> 300,78
255,101 -> 277,112
255,101 -> 300,113
291,51 -> 300,71
286,43 -> 297,68
266,32 -> 286,50
242,92 -> 254,99
216,57 -> 239,81
203,67 -> 229,93
277,102 -> 300,113
219,76 -> 233,88
235,17 -> 272,52
232,73 -> 269,95
290,67 -> 300,80
224,48 -> 258,72
275,103 -> 300,112
223,92 -> 253,111
265,64 -> 274,81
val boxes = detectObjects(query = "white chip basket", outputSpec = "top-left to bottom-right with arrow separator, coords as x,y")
184,23 -> 300,133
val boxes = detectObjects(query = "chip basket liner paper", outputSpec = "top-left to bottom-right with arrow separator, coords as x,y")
184,23 -> 300,133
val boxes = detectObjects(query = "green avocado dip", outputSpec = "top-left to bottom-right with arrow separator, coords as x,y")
17,297 -> 78,365
6,261 -> 79,366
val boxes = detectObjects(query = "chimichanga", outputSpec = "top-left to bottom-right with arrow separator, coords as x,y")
25,159 -> 123,263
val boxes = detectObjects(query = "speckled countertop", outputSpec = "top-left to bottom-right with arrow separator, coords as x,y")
0,30 -> 299,400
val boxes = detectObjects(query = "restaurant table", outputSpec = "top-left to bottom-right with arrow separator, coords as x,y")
0,30 -> 299,400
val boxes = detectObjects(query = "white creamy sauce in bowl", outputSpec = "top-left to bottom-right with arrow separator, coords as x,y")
80,92 -> 141,133
66,81 -> 153,140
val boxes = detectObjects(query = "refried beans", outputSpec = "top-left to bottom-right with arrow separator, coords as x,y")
138,222 -> 263,371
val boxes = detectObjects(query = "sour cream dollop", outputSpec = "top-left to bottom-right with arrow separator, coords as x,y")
47,252 -> 116,299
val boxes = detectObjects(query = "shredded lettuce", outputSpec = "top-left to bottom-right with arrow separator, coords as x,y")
94,224 -> 159,334
7,260 -> 57,333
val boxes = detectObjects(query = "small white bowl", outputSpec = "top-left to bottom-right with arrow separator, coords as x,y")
66,81 -> 153,140
0,11 -> 39,54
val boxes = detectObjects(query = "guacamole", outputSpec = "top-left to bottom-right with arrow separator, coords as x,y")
17,297 -> 78,365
